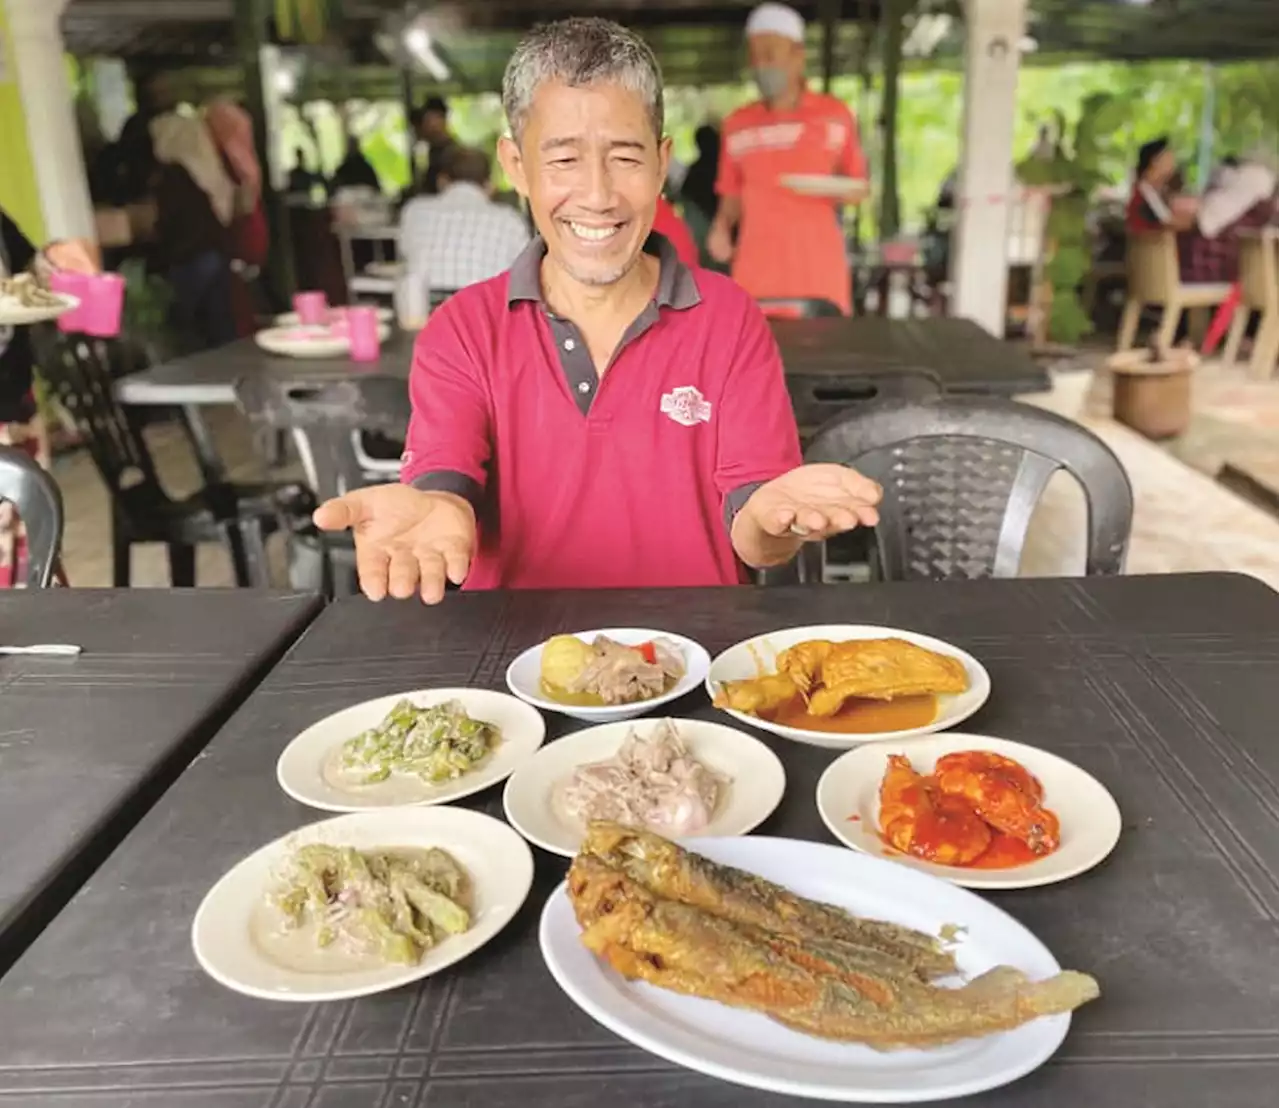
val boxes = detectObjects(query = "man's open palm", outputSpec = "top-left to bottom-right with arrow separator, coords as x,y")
313,485 -> 475,603
746,463 -> 882,540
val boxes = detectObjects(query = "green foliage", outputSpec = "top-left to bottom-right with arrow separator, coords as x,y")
118,257 -> 175,346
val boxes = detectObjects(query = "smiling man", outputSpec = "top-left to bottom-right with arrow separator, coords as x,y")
314,17 -> 881,603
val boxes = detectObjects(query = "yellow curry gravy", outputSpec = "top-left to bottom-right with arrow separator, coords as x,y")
765,694 -> 938,734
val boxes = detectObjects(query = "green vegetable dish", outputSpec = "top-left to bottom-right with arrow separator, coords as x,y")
341,699 -> 499,784
272,844 -> 471,965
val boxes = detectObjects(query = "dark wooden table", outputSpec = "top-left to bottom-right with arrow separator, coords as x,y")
771,316 -> 1050,395
0,574 -> 1273,1107
0,588 -> 323,972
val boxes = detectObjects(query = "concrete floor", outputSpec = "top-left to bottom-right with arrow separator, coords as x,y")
47,356 -> 1278,591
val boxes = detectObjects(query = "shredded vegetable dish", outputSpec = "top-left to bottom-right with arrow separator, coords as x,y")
271,844 -> 471,965
340,699 -> 498,784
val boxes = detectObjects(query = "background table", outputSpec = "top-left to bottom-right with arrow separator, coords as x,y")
0,588 -> 322,972
0,574 -> 1273,1107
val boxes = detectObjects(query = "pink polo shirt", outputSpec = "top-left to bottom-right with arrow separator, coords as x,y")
399,236 -> 802,591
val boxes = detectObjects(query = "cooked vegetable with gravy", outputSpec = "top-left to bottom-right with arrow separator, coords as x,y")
0,272 -> 62,308
540,634 -> 686,706
340,699 -> 498,784
558,720 -> 726,836
270,843 -> 470,965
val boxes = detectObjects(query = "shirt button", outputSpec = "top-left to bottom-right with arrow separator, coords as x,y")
564,338 -> 576,351
577,381 -> 591,394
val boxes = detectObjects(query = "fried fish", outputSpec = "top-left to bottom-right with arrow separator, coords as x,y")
569,822 -> 1099,1050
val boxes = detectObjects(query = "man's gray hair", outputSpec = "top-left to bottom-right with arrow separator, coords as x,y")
502,17 -> 664,145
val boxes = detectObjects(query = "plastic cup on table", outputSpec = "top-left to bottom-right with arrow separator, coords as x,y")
48,271 -> 89,333
346,306 -> 381,363
79,272 -> 125,338
293,290 -> 329,326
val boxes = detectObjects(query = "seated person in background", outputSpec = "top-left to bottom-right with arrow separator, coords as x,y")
330,134 -> 381,194
1178,149 -> 1277,284
397,144 -> 531,323
286,149 -> 326,199
1126,137 -> 1198,232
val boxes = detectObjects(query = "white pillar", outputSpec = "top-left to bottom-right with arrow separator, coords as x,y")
90,58 -> 132,143
3,0 -> 95,242
949,0 -> 1027,337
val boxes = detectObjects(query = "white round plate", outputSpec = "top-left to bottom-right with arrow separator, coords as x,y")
780,174 -> 869,198
275,306 -> 394,326
254,323 -> 392,359
506,628 -> 711,724
816,733 -> 1122,890
193,807 -> 534,1002
706,624 -> 990,749
0,292 -> 79,326
276,688 -> 546,812
540,835 -> 1081,1103
502,717 -> 785,856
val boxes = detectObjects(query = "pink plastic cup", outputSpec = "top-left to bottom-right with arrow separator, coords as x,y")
79,272 -> 125,338
346,306 -> 381,363
293,290 -> 329,326
49,271 -> 90,333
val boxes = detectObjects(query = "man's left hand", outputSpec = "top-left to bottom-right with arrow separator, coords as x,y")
744,463 -> 882,541
43,239 -> 99,275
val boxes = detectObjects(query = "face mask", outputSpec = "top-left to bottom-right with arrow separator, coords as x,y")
752,66 -> 790,103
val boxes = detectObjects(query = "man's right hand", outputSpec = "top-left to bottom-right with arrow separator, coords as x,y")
706,220 -> 734,264
312,485 -> 476,604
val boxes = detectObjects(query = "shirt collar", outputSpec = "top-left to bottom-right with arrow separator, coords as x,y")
506,232 -> 701,311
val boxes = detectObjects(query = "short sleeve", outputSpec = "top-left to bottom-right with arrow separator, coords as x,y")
713,291 -> 803,526
400,302 -> 492,505
715,123 -> 743,199
837,106 -> 867,180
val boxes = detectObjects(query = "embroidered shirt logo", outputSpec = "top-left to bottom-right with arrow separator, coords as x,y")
660,386 -> 712,427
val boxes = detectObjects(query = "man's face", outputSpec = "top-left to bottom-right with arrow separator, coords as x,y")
747,32 -> 805,96
420,110 -> 448,144
146,73 -> 178,115
1149,149 -> 1177,184
498,80 -> 669,288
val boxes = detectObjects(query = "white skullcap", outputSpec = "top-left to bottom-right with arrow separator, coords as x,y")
745,2 -> 806,42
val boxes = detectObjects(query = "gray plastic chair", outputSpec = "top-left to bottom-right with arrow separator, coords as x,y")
800,396 -> 1133,582
0,445 -> 64,588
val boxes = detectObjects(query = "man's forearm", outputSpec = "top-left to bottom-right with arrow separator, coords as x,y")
713,195 -> 743,233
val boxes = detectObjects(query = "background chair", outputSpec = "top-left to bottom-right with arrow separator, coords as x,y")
0,445 -> 64,588
234,374 -> 412,596
799,396 -> 1133,583
789,367 -> 942,443
34,330 -> 308,587
1117,230 -> 1233,351
1221,230 -> 1278,377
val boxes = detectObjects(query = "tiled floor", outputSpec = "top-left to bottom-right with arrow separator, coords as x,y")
47,358 -> 1278,591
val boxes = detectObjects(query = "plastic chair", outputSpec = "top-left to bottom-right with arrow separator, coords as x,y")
0,446 -> 64,588
34,330 -> 309,587
234,374 -> 411,596
1222,230 -> 1278,377
1117,230 -> 1233,351
799,396 -> 1133,582
790,368 -> 942,440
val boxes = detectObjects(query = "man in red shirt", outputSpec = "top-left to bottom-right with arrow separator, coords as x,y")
314,17 -> 881,603
708,3 -> 866,315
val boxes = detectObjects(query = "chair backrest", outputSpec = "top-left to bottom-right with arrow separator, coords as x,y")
31,330 -> 164,498
0,445 -> 64,588
1125,230 -> 1179,303
802,396 -> 1133,581
1238,231 -> 1278,310
234,374 -> 411,499
758,298 -> 844,319
1006,187 -> 1050,268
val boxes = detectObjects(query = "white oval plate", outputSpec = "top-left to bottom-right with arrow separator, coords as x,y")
817,733 -> 1122,890
276,688 -> 546,812
540,835 -> 1081,1103
254,323 -> 391,359
502,717 -> 785,857
193,807 -> 534,1002
780,174 -> 868,198
0,292 -> 79,326
706,625 -> 990,749
275,306 -> 394,326
506,628 -> 711,724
